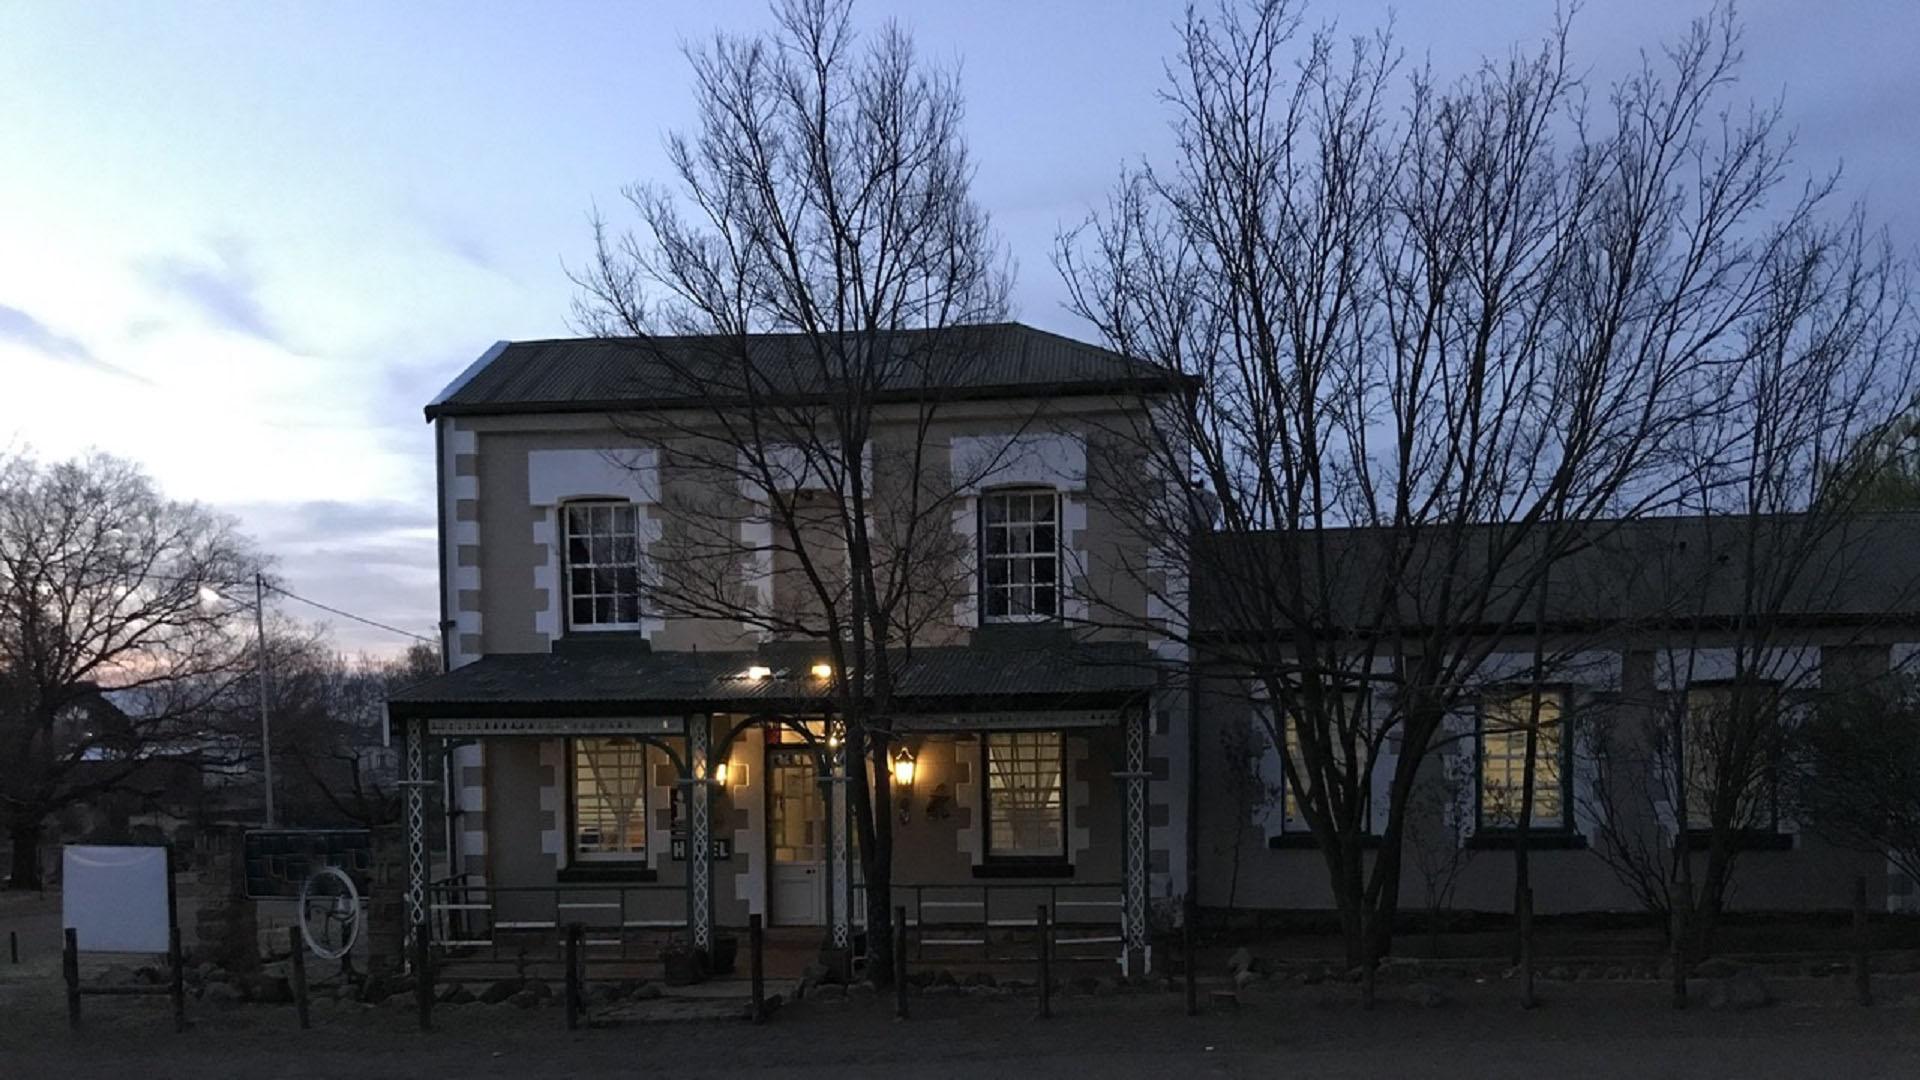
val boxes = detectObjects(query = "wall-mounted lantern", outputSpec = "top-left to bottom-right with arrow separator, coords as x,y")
892,744 -> 917,823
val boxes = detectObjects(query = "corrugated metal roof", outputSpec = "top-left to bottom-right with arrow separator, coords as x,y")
423,323 -> 1182,419
1192,512 -> 1920,637
387,630 -> 1159,720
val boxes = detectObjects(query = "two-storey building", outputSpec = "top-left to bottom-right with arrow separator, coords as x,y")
387,325 -> 1189,973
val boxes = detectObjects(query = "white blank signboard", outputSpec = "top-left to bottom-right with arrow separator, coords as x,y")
63,845 -> 170,954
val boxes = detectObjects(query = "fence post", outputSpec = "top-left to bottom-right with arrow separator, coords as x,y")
9,929 -> 17,964
412,918 -> 433,1032
1853,875 -> 1873,1007
749,913 -> 766,1024
168,925 -> 187,1033
63,927 -> 80,1030
565,922 -> 583,1031
893,905 -> 908,1020
1668,905 -> 1688,1011
1183,898 -> 1197,1017
1036,904 -> 1051,1019
1519,887 -> 1536,1010
288,926 -> 310,1030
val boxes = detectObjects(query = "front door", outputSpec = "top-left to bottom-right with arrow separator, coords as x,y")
767,747 -> 826,925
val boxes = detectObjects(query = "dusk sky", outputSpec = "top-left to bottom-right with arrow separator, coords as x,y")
3,1 -> 1915,655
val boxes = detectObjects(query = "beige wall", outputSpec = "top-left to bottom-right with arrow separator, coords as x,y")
1195,633 -> 1914,915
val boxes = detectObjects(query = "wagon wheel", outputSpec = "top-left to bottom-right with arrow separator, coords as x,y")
298,865 -> 362,961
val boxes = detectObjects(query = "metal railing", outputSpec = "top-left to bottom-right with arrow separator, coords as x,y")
855,880 -> 1127,963
428,876 -> 688,960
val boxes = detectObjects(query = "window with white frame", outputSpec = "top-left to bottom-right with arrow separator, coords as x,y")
1274,692 -> 1371,832
1681,682 -> 1782,831
984,731 -> 1066,860
564,502 -> 642,629
1478,688 -> 1568,829
571,737 -> 650,861
980,489 -> 1060,621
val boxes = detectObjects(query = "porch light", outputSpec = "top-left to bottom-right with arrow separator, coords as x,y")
811,662 -> 833,679
745,665 -> 772,681
712,761 -> 730,787
892,745 -> 917,823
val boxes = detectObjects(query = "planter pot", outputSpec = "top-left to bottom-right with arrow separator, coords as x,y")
662,946 -> 707,986
708,936 -> 738,975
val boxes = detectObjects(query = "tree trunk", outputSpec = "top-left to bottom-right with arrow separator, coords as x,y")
8,818 -> 43,891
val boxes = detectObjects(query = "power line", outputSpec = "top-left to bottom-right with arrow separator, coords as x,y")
261,582 -> 437,645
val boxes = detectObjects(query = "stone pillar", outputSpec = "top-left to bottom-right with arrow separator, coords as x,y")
688,714 -> 712,951
365,824 -> 409,973
1122,709 -> 1151,976
188,827 -> 259,973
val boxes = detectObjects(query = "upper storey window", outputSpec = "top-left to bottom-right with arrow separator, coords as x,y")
564,502 -> 642,630
981,489 -> 1060,622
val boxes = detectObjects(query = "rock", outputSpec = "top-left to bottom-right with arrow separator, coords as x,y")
1301,967 -> 1327,986
1233,970 -> 1257,991
932,969 -> 958,987
203,982 -> 245,1007
443,985 -> 476,1005
508,989 -> 541,1009
1228,947 -> 1254,975
479,978 -> 523,1004
847,981 -> 876,998
799,961 -> 835,985
253,975 -> 293,1005
1725,970 -> 1772,1011
522,977 -> 553,1000
1070,975 -> 1101,995
961,972 -> 997,988
811,983 -> 848,1001
1546,966 -> 1571,982
1410,981 -> 1448,1008
631,983 -> 663,1001
1694,958 -> 1741,979
132,965 -> 166,985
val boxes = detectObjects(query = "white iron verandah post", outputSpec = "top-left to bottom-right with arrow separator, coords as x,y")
1120,707 -> 1152,976
404,716 -> 428,930
828,720 -> 851,951
688,714 -> 713,952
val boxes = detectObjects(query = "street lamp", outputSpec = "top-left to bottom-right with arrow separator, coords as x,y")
204,574 -> 275,826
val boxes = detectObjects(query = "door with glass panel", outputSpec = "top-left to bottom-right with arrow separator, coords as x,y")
767,747 -> 826,925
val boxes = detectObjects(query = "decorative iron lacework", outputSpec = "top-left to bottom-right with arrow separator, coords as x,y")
688,717 -> 712,950
1123,711 -> 1150,972
830,723 -> 851,950
405,720 -> 427,929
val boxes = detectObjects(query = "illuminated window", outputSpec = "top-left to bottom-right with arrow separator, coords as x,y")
1681,683 -> 1781,831
1478,689 -> 1567,828
572,738 -> 649,861
984,731 -> 1065,859
1272,692 -> 1370,832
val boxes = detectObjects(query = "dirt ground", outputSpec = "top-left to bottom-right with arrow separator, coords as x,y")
7,890 -> 1920,1079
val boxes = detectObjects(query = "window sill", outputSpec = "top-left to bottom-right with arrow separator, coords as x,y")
1267,832 -> 1383,850
973,861 -> 1075,880
558,865 -> 659,884
1466,830 -> 1588,851
1675,829 -> 1794,853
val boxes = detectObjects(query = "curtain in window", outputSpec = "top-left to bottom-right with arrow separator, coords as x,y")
574,738 -> 648,859
986,731 -> 1064,857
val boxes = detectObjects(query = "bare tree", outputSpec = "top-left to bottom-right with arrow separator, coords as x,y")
1583,210 -> 1917,958
570,0 -> 1010,981
1057,1 -> 1868,965
0,451 -> 259,888
275,640 -> 440,829
1798,673 -> 1920,892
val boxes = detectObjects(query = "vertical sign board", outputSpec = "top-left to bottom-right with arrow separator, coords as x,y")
62,845 -> 171,953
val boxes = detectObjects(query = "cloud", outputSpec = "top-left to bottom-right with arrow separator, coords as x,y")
135,236 -> 285,346
0,303 -> 155,384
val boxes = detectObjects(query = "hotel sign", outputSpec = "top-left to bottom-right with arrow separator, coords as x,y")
425,716 -> 686,737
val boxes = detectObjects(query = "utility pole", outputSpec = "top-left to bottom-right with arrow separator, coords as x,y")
256,571 -> 274,827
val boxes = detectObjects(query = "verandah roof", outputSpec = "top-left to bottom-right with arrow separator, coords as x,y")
385,627 -> 1160,722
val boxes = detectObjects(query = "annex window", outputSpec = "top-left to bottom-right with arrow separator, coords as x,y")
1275,692 -> 1370,832
980,489 -> 1060,622
984,731 -> 1066,860
571,737 -> 650,862
1681,682 -> 1782,831
564,501 -> 642,630
1478,688 -> 1568,829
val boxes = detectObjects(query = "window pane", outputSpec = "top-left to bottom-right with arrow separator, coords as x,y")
986,732 -> 1064,858
1479,691 -> 1564,828
574,738 -> 648,860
